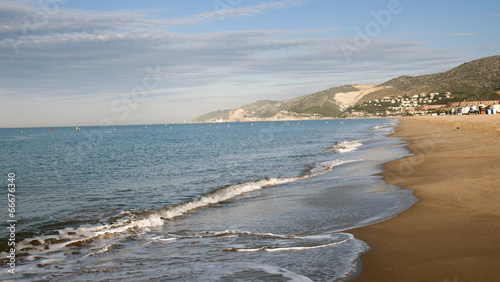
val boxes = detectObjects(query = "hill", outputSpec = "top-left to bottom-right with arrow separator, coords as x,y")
358,55 -> 500,103
192,56 -> 500,122
193,85 -> 387,122
191,109 -> 232,123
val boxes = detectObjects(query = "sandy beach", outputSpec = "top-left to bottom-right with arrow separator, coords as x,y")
352,115 -> 500,281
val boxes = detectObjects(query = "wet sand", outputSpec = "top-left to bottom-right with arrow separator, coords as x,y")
351,115 -> 500,281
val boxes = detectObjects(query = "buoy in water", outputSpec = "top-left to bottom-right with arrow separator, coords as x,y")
50,128 -> 53,131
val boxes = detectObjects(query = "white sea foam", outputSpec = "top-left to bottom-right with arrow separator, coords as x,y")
84,243 -> 119,257
264,236 -> 352,252
241,264 -> 313,282
327,140 -> 363,154
203,230 -> 295,239
8,209 -> 167,265
370,125 -> 385,131
201,262 -> 314,282
308,159 -> 356,176
223,233 -> 354,253
371,120 -> 398,132
147,235 -> 178,242
36,259 -> 63,267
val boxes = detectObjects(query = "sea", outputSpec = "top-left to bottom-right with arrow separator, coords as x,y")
0,118 -> 417,281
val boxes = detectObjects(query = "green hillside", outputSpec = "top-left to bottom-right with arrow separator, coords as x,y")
383,56 -> 500,98
191,109 -> 231,123
357,56 -> 500,104
192,85 -> 356,122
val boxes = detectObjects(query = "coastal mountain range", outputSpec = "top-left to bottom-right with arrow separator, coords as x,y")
192,55 -> 500,122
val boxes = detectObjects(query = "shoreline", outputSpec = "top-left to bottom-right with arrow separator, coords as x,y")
351,115 -> 500,281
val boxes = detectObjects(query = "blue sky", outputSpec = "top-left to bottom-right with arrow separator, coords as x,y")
1,0 -> 499,127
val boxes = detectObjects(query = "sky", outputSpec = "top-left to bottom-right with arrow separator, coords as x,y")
0,0 -> 499,127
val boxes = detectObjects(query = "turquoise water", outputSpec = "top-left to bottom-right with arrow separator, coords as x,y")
0,119 -> 416,281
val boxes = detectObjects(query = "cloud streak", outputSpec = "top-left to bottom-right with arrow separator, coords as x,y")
166,0 -> 307,25
451,33 -> 480,37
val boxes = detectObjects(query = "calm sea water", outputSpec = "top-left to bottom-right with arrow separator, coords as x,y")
0,119 -> 416,281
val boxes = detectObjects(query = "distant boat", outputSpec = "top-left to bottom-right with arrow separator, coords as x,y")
215,116 -> 224,123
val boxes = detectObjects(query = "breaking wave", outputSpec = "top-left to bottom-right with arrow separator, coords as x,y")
158,177 -> 297,220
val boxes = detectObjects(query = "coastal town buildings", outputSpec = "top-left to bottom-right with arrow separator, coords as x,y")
348,92 -> 500,116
